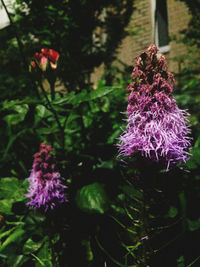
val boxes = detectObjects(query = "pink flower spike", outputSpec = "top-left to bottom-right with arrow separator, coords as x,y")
26,142 -> 68,211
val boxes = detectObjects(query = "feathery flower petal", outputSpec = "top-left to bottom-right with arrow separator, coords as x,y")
26,143 -> 68,211
118,44 -> 192,170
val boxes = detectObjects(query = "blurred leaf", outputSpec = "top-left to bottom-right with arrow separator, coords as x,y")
177,255 -> 185,267
23,238 -> 43,255
1,98 -> 40,110
81,239 -> 94,262
3,104 -> 29,126
107,128 -> 121,144
120,185 -> 143,201
186,146 -> 200,169
167,206 -> 178,218
35,239 -> 52,267
82,114 -> 93,128
0,199 -> 14,215
76,182 -> 109,214
52,86 -> 120,106
100,96 -> 110,112
2,128 -> 33,160
194,136 -> 200,148
96,159 -> 114,169
65,113 -> 80,126
7,254 -> 29,267
35,105 -> 49,120
0,227 -> 16,241
0,177 -> 27,214
36,127 -> 55,135
187,218 -> 200,231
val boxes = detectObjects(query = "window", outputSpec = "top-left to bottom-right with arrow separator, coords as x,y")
152,0 -> 170,53
0,0 -> 15,29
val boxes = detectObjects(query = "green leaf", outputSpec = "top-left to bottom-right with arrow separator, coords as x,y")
3,104 -> 29,126
0,227 -> 16,241
177,255 -> 185,267
66,113 -> 80,125
0,177 -> 28,214
186,147 -> 200,169
100,96 -> 110,112
89,86 -> 118,101
23,238 -> 43,255
1,98 -> 40,110
0,228 -> 25,252
81,240 -> 93,262
52,86 -> 120,107
2,128 -> 33,160
35,239 -> 52,267
167,206 -> 178,218
82,114 -> 93,128
107,128 -> 121,144
0,177 -> 26,200
0,199 -> 14,215
187,218 -> 200,231
7,254 -> 29,267
76,182 -> 109,214
42,40 -> 51,46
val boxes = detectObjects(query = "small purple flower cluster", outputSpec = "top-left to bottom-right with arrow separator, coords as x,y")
26,143 -> 67,211
119,44 -> 191,170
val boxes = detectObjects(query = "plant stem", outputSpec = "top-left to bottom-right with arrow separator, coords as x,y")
38,81 -> 65,149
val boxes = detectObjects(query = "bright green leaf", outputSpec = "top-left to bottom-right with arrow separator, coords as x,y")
0,228 -> 25,252
23,238 -> 43,255
76,182 -> 109,214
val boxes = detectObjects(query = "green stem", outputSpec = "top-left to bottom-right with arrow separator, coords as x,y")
38,81 -> 65,149
95,236 -> 137,267
39,82 -> 62,130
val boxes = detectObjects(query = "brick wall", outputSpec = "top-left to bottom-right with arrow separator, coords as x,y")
167,0 -> 190,72
91,0 -> 190,84
117,0 -> 153,66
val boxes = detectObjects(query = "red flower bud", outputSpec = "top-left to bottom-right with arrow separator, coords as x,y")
34,52 -> 48,71
41,48 -> 60,69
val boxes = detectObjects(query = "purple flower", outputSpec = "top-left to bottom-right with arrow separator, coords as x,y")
26,143 -> 68,211
118,44 -> 192,170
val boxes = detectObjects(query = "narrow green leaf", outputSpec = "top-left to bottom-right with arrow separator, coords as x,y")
23,238 -> 43,255
35,240 -> 52,267
0,228 -> 25,252
120,185 -> 143,201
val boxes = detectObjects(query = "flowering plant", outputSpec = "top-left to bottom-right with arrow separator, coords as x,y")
26,142 -> 67,211
30,48 -> 60,71
119,44 -> 192,170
